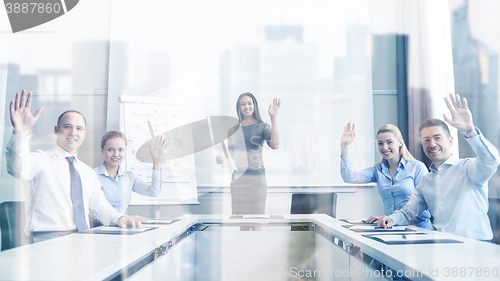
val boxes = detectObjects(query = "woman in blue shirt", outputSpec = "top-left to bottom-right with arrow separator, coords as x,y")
94,131 -> 167,222
340,122 -> 433,229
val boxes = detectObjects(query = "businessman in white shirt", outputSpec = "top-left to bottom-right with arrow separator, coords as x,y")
6,90 -> 143,242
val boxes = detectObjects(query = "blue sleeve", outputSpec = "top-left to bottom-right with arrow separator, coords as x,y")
340,156 -> 377,184
390,188 -> 429,226
131,170 -> 162,197
464,129 -> 500,187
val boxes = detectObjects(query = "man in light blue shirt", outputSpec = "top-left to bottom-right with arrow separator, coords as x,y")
378,94 -> 500,241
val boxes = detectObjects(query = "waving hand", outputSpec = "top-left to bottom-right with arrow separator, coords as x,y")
443,93 -> 476,136
268,97 -> 281,118
10,90 -> 44,136
341,122 -> 356,147
149,135 -> 167,171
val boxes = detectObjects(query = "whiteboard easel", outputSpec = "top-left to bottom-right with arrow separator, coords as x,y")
119,95 -> 198,205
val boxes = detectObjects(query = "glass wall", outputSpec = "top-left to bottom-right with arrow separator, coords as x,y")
107,0 -> 376,188
1,0 -> 499,278
1,0 -> 377,204
449,0 -> 500,243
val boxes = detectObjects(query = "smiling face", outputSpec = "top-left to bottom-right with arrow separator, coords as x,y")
54,112 -> 87,155
239,95 -> 254,119
101,137 -> 126,169
377,132 -> 402,162
420,126 -> 453,168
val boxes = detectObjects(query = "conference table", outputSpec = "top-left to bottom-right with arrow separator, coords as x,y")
0,214 -> 499,281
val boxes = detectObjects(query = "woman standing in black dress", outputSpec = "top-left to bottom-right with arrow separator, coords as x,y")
217,93 -> 280,228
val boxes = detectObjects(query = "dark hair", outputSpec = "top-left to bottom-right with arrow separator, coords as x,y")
56,110 -> 86,129
101,131 -> 127,149
236,92 -> 263,122
419,118 -> 451,138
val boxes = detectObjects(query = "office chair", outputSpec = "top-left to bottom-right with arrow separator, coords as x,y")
290,193 -> 336,216
0,201 -> 30,251
290,193 -> 337,231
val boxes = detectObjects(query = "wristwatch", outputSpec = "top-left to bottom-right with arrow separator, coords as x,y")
460,127 -> 475,135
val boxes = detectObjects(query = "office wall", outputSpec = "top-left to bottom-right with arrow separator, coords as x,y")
0,0 -> 114,202
0,0 -> 381,202
0,1 -> 453,224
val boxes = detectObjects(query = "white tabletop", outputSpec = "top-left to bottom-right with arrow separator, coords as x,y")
0,214 -> 498,281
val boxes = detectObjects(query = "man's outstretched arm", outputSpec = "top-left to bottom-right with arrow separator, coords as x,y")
6,90 -> 45,180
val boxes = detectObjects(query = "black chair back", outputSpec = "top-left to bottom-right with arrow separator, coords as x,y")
290,193 -> 336,231
290,193 -> 337,217
0,201 -> 30,251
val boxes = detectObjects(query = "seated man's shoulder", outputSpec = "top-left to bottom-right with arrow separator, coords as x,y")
406,159 -> 428,170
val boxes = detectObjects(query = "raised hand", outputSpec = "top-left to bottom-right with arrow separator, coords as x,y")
341,122 -> 356,147
268,97 -> 281,118
149,135 -> 167,170
10,90 -> 44,136
443,93 -> 474,132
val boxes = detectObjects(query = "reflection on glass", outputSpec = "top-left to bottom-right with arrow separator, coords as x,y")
450,0 -> 500,244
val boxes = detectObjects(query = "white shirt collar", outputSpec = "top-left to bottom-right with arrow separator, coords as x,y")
52,144 -> 80,163
96,161 -> 125,177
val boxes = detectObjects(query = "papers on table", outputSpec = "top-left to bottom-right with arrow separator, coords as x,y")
370,233 -> 428,242
339,218 -> 377,225
343,225 -> 414,233
242,215 -> 271,219
144,219 -> 180,225
363,233 -> 464,244
229,215 -> 285,219
80,226 -> 157,235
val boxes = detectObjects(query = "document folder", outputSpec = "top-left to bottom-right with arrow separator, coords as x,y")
144,219 -> 180,225
343,225 -> 416,233
79,226 -> 158,235
363,233 -> 463,245
339,218 -> 377,225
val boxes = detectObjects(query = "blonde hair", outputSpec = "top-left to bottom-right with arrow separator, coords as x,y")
377,124 -> 415,164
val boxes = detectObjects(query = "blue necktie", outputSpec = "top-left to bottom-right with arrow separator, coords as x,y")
66,156 -> 89,231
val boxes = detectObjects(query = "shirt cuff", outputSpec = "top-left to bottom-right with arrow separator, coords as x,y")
340,156 -> 350,166
389,212 -> 406,226
152,169 -> 162,178
463,127 -> 479,139
11,132 -> 31,145
112,213 -> 126,226
464,128 -> 496,150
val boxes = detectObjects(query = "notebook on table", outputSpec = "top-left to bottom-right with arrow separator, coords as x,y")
363,233 -> 463,244
79,226 -> 158,235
